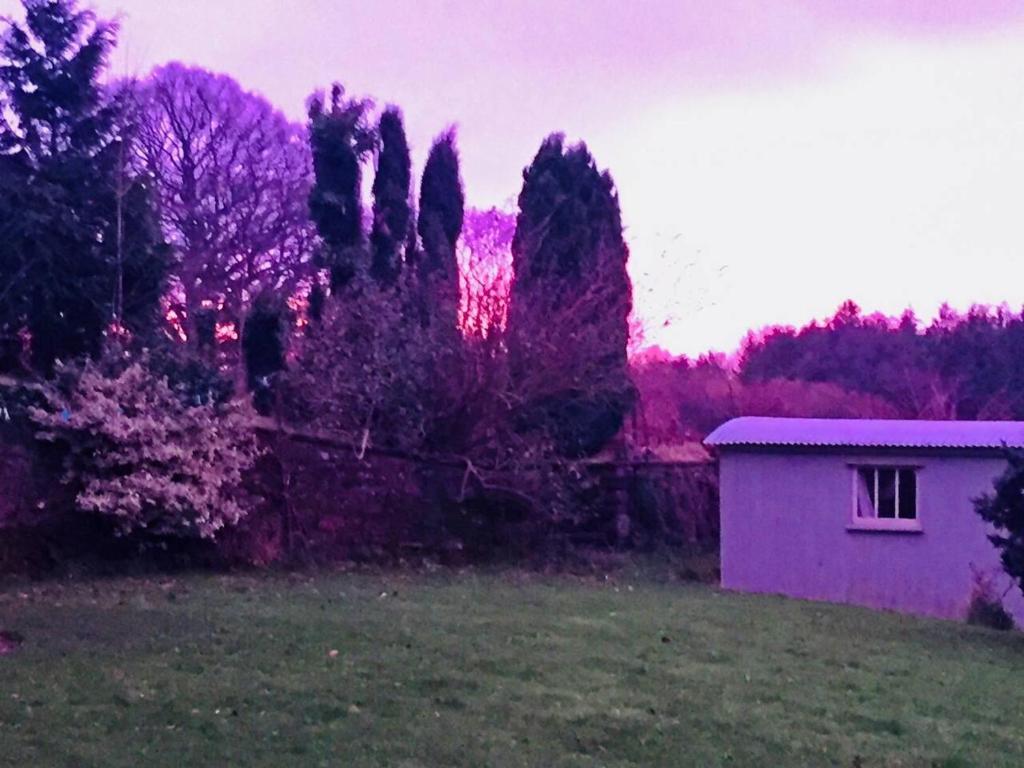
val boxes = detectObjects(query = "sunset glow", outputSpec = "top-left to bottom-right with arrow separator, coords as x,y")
7,5 -> 1024,758
4,0 -> 1024,356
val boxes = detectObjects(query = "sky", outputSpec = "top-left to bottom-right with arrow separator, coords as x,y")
5,0 -> 1024,356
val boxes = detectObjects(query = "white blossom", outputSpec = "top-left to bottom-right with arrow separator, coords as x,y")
30,358 -> 262,540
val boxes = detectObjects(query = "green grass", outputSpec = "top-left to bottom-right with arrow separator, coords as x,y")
1,570 -> 1023,767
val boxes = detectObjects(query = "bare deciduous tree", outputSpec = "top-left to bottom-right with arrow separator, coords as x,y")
133,63 -> 315,329
458,207 -> 513,342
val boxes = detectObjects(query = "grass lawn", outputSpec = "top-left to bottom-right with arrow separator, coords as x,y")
1,570 -> 1023,767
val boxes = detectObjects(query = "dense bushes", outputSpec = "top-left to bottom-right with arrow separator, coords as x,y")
0,1 -> 703,571
30,354 -> 261,541
282,276 -> 445,452
207,429 -> 718,567
631,353 -> 899,442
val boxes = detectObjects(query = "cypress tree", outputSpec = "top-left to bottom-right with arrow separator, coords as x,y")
370,107 -> 412,285
307,84 -> 374,292
506,134 -> 635,457
416,130 -> 464,329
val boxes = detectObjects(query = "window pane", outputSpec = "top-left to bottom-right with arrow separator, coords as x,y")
856,468 -> 876,518
877,469 -> 897,518
898,469 -> 917,519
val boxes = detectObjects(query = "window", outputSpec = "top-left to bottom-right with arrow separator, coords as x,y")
852,466 -> 920,530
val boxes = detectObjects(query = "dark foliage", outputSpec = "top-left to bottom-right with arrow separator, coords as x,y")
925,306 -> 1024,419
148,342 -> 235,408
966,591 -> 1015,631
629,351 -> 900,442
370,107 -> 412,285
417,130 -> 464,328
281,276 -> 440,452
0,329 -> 26,375
974,450 -> 1024,599
242,294 -> 287,415
191,308 -> 217,351
741,302 -> 1024,420
107,178 -> 172,338
512,135 -> 627,283
507,134 -> 634,457
0,0 -> 169,374
307,84 -> 375,292
0,25 -> 706,568
307,280 -> 326,325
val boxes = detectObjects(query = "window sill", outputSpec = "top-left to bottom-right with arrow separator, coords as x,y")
847,520 -> 923,534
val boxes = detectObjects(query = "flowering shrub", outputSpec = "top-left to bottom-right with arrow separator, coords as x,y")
30,356 -> 261,540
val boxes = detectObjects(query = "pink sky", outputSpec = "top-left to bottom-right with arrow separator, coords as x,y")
5,0 -> 1024,355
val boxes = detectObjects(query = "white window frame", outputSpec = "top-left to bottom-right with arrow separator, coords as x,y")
848,463 -> 923,533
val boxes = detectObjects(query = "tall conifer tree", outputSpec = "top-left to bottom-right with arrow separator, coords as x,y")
0,0 -> 169,374
506,134 -> 634,457
307,84 -> 374,292
416,130 -> 464,329
370,107 -> 412,285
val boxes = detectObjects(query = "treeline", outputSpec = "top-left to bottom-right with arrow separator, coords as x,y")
0,0 -> 639,559
631,300 -> 1024,444
740,300 -> 1024,420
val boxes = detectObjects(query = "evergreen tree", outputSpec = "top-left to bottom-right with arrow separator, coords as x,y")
370,107 -> 412,285
975,450 -> 1024,601
101,165 -> 170,339
416,130 -> 464,328
506,134 -> 635,457
242,293 -> 286,416
307,84 -> 374,292
0,0 -> 169,374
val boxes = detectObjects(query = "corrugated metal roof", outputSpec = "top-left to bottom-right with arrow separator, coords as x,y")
704,417 -> 1024,451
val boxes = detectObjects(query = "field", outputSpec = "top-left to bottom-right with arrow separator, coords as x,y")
1,569 -> 1023,767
